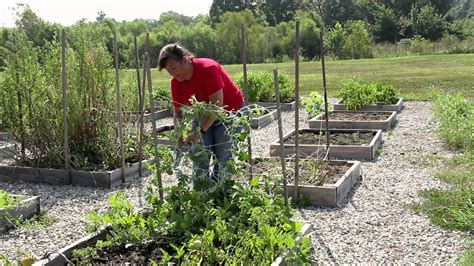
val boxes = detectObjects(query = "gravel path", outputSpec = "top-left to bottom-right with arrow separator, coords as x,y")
0,101 -> 469,263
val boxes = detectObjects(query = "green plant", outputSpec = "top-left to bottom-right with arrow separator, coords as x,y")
337,80 -> 399,110
71,247 -> 99,265
234,71 -> 294,103
14,212 -> 58,230
81,101 -> 310,264
301,92 -> 325,118
0,189 -> 17,208
430,90 -> 474,150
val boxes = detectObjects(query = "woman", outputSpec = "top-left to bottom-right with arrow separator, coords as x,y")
158,43 -> 244,185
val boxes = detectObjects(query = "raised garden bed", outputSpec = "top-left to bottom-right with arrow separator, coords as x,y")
269,129 -> 382,161
124,109 -> 172,123
242,104 -> 277,129
1,195 -> 40,233
309,110 -> 397,131
0,141 -> 15,160
0,159 -> 153,188
256,100 -> 296,111
0,132 -> 12,141
155,124 -> 175,146
33,216 -> 312,265
241,158 -> 361,207
333,98 -> 404,112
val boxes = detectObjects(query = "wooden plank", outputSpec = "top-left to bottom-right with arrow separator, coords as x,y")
334,98 -> 404,112
308,111 -> 397,131
0,196 -> 40,233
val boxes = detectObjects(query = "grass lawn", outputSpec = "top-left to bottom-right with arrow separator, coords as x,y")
124,53 -> 474,100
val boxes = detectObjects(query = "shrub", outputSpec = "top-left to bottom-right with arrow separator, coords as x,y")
234,71 -> 294,103
337,80 -> 399,110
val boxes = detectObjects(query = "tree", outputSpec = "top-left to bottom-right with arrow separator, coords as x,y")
260,0 -> 300,26
410,4 -> 447,40
215,10 -> 261,64
210,0 -> 260,24
372,3 -> 399,42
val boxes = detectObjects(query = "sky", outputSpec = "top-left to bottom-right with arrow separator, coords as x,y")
0,0 -> 214,27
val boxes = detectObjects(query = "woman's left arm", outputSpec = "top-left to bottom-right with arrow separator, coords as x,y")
200,89 -> 223,132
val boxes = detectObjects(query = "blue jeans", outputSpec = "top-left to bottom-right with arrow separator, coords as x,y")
190,119 -> 233,185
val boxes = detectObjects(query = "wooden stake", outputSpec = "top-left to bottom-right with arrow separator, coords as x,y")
61,29 -> 70,182
135,35 -> 145,178
145,33 -> 163,200
293,20 -> 300,205
241,24 -> 253,180
113,31 -> 126,183
274,68 -> 288,205
134,35 -> 142,113
320,30 -> 331,160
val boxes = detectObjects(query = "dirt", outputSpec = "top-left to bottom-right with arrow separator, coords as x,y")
284,131 -> 374,145
85,239 -> 173,264
239,158 -> 351,186
321,111 -> 391,121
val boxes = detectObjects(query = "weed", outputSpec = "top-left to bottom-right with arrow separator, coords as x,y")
14,212 -> 58,230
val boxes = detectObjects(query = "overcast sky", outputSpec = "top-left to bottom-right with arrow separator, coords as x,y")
0,0 -> 213,27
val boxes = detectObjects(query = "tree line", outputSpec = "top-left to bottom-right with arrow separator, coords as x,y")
0,0 -> 473,69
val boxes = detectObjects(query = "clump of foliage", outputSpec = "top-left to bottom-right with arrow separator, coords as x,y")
301,92 -> 326,118
0,26 -> 147,170
337,79 -> 400,110
83,101 -> 311,264
234,71 -> 294,103
0,189 -> 18,208
430,90 -> 474,150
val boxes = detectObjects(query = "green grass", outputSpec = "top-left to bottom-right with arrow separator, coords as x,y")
125,54 -> 474,100
412,91 -> 473,265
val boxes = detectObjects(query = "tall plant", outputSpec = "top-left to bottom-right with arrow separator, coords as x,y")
1,27 -> 141,170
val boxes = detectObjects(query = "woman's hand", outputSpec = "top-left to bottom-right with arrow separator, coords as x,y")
186,132 -> 200,144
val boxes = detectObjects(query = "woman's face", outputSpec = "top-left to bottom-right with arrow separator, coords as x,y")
165,58 -> 191,81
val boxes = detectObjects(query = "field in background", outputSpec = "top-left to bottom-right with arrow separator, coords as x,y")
131,53 -> 474,100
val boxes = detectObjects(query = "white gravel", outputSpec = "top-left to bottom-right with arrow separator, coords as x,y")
0,101 -> 470,263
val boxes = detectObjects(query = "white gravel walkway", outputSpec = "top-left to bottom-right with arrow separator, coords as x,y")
0,101 -> 469,264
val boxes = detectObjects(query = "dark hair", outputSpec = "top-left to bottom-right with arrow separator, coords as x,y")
158,43 -> 194,71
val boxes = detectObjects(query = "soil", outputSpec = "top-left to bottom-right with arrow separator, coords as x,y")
284,131 -> 374,145
241,158 -> 351,186
85,239 -> 174,264
321,112 -> 391,121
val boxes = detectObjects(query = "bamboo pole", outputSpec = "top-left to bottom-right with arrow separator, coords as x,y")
145,33 -> 163,200
293,21 -> 300,205
274,68 -> 288,205
134,35 -> 142,113
241,24 -> 253,180
320,30 -> 331,160
135,35 -> 145,178
113,31 -> 126,183
61,29 -> 70,182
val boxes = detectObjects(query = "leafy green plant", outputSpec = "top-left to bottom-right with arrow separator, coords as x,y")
234,71 -> 294,103
0,189 -> 17,208
81,101 -> 310,264
337,79 -> 399,110
301,92 -> 325,118
71,247 -> 99,265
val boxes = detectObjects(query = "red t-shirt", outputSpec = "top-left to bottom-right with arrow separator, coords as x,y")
170,58 -> 243,111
